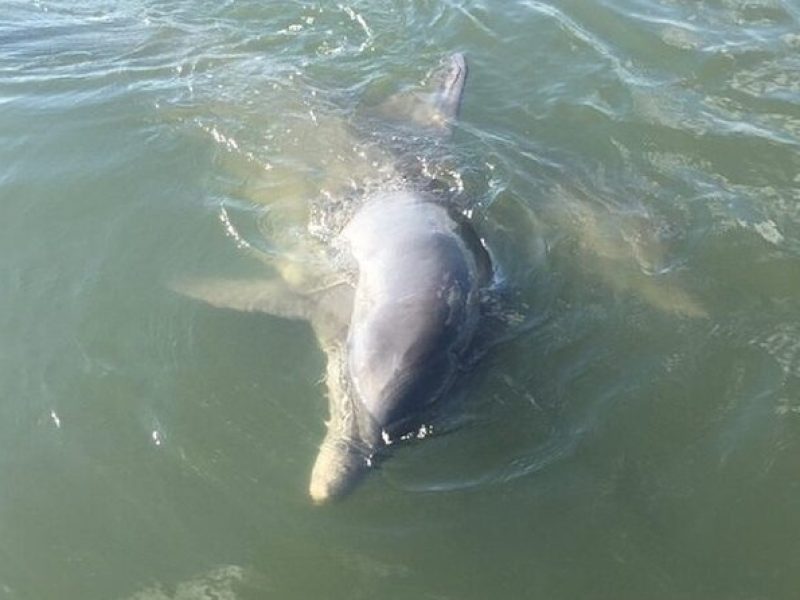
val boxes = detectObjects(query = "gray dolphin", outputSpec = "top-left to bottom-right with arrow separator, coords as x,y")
310,185 -> 492,502
175,53 -> 493,503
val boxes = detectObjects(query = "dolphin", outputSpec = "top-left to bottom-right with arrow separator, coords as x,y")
175,53 -> 494,503
310,185 -> 492,502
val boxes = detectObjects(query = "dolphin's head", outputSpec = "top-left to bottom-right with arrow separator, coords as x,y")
309,436 -> 372,504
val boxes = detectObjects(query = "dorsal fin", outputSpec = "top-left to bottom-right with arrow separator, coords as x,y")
376,53 -> 469,134
429,52 -> 468,126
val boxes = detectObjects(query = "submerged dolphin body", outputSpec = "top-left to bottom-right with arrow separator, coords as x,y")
176,54 -> 493,503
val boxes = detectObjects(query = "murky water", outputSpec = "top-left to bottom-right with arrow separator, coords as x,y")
2,1 -> 800,598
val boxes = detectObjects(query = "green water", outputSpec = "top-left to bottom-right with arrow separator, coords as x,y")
2,1 -> 800,598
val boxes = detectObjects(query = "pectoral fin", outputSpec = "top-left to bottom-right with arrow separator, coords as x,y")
171,277 -> 319,321
172,276 -> 357,340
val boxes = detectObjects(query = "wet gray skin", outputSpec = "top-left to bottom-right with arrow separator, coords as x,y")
309,190 -> 492,503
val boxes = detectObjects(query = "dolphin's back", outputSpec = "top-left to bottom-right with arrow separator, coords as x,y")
342,191 -> 486,435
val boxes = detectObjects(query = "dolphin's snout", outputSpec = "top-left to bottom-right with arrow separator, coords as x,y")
309,437 -> 371,504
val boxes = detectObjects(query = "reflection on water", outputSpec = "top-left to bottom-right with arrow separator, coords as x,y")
125,566 -> 250,600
